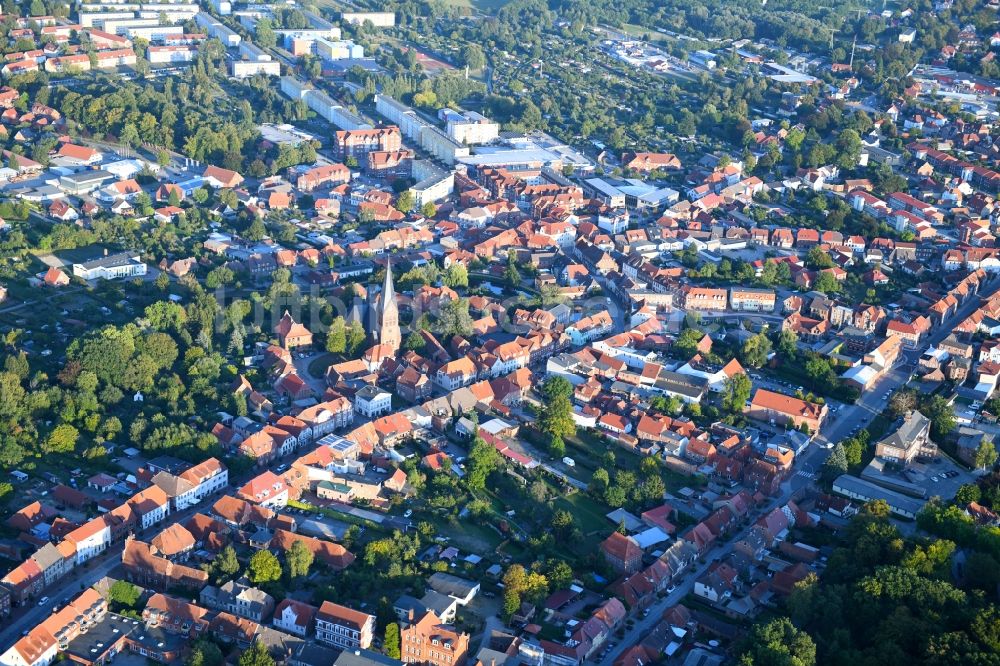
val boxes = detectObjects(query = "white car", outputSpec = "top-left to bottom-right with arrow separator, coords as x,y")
37,596 -> 48,607
403,509 -> 413,518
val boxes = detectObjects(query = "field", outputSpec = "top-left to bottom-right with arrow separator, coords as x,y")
439,0 -> 514,13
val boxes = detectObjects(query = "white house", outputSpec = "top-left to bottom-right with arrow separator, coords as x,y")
237,471 -> 289,509
354,385 -> 392,418
273,599 -> 316,637
129,486 -> 171,529
72,251 -> 147,281
177,457 -> 229,506
65,517 -> 112,565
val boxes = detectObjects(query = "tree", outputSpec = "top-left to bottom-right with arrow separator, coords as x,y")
421,202 -> 437,218
186,639 -> 224,666
674,328 -> 703,359
822,442 -> 849,481
404,330 -> 426,353
255,18 -> 277,48
590,468 -> 610,493
345,321 -> 367,357
444,263 -> 468,289
740,333 -> 772,369
384,623 -> 401,659
777,329 -> 799,358
396,190 -> 414,214
722,373 -> 752,414
956,483 -> 981,506
108,580 -> 142,610
44,424 -> 79,453
739,618 -> 816,666
804,356 -> 836,389
551,509 -> 574,538
504,252 -> 520,288
538,376 -> 575,452
843,437 -> 864,467
920,396 -> 956,441
502,588 -> 520,619
215,545 -> 240,578
29,0 -> 45,16
806,246 -> 835,269
326,317 -> 346,354
835,128 -> 863,170
247,550 -> 282,585
975,437 -> 998,471
245,218 -> 266,242
436,298 -> 473,337
813,272 -> 840,294
889,390 -> 916,418
462,44 -> 486,70
466,435 -> 502,491
286,539 -> 314,579
238,640 -> 275,666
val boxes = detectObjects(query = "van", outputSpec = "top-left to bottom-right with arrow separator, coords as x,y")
562,457 -> 576,467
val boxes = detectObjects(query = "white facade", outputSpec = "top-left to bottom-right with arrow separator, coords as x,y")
340,11 -> 395,27
0,641 -> 57,666
137,501 -> 169,529
231,60 -> 280,78
72,252 -> 147,281
274,604 -> 309,636
70,523 -> 112,564
355,389 -> 392,418
147,45 -> 196,63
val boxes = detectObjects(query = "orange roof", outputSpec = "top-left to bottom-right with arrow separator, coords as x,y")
750,389 -> 824,420
56,143 -> 99,161
317,600 -> 371,629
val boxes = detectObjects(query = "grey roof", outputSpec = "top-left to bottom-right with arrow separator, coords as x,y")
876,411 -> 931,452
427,572 -> 479,599
420,589 -> 456,616
333,648 -> 402,666
292,643 -> 341,666
59,169 -> 113,185
653,370 -> 708,399
75,251 -> 142,271
151,470 -> 194,498
30,543 -> 63,570
356,384 -> 388,400
832,474 -> 926,517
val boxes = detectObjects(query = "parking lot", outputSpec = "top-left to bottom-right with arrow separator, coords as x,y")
905,457 -> 974,501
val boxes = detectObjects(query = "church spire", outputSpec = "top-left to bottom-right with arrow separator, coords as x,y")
381,257 -> 396,311
372,257 -> 400,353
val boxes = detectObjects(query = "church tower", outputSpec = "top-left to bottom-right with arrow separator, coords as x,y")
373,258 -> 401,352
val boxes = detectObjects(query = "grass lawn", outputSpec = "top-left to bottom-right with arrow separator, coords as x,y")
439,0 -> 514,12
619,23 -> 673,43
307,352 -> 337,377
433,515 -> 506,553
563,429 -> 694,493
554,491 -> 610,539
